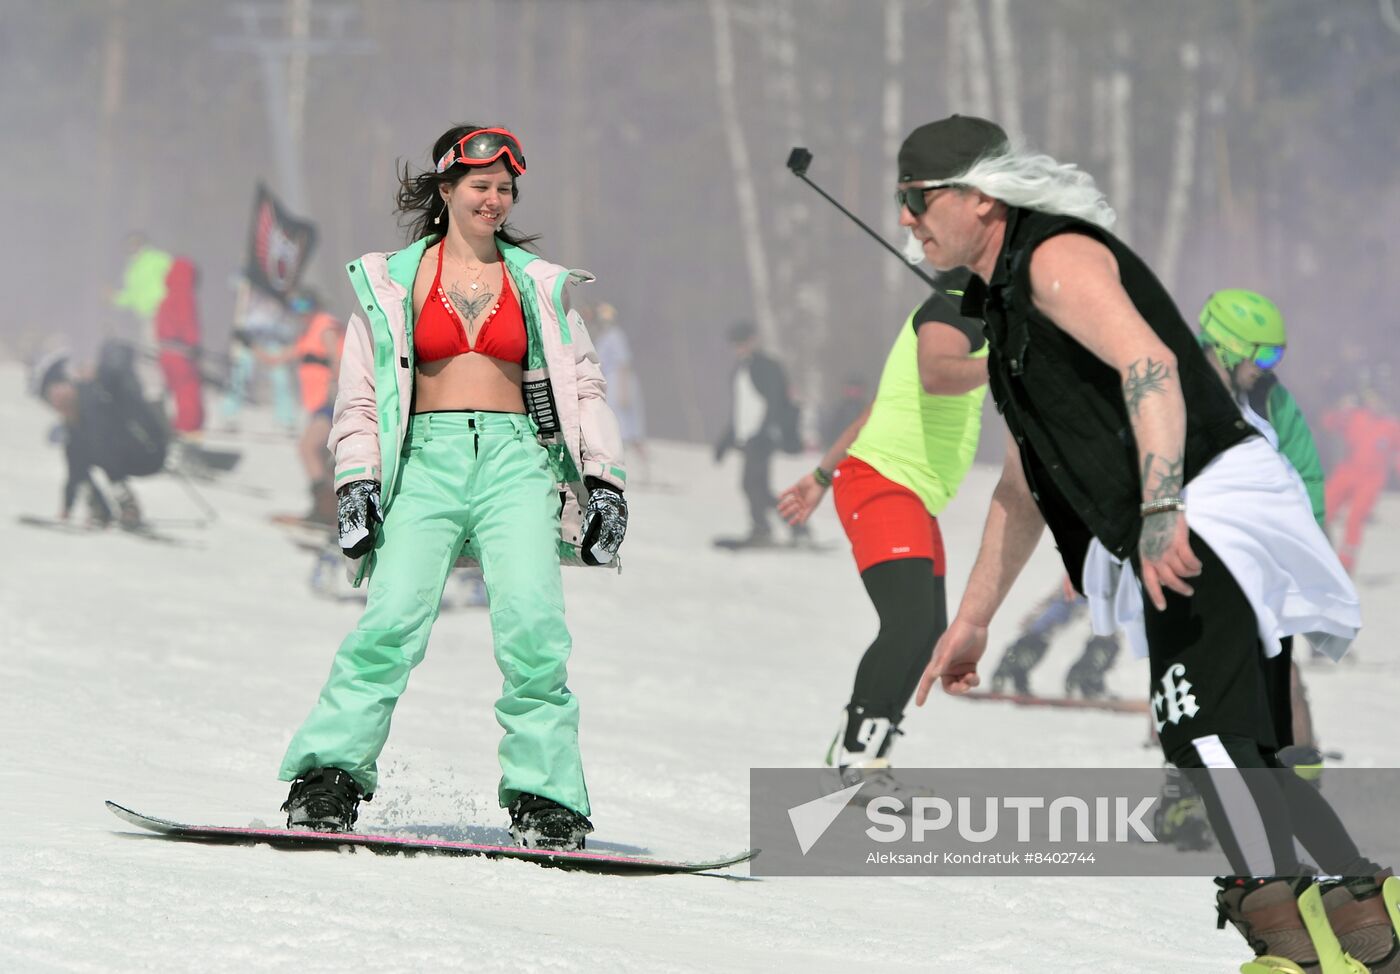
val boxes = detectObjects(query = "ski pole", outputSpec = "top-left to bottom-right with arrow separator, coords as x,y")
165,465 -> 219,525
785,147 -> 939,289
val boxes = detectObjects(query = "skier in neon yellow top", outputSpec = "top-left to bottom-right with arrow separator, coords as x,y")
778,267 -> 987,800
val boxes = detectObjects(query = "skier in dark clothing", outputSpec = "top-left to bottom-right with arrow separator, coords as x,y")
34,342 -> 170,528
714,321 -> 802,546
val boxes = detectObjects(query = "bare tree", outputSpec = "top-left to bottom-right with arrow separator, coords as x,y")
95,0 -> 129,339
945,2 -> 967,111
709,0 -> 778,347
1045,26 -> 1071,157
957,0 -> 994,119
882,0 -> 905,322
1155,42 -> 1200,292
988,0 -> 1022,141
1108,29 -> 1133,242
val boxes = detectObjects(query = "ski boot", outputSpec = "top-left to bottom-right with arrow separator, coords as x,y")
990,633 -> 1049,695
1278,745 -> 1326,790
1064,634 -> 1120,699
508,793 -> 594,851
111,482 -> 144,530
1217,876 -> 1368,973
1321,870 -> 1400,973
283,767 -> 364,833
306,477 -> 338,527
823,705 -> 932,811
1152,767 -> 1214,851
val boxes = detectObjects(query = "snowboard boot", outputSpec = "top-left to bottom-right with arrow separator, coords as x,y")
1152,766 -> 1214,851
1217,876 -> 1368,973
1321,871 -> 1400,974
282,767 -> 365,833
824,705 -> 932,810
1064,634 -> 1120,699
508,793 -> 594,852
112,482 -> 144,530
990,633 -> 1049,695
306,477 -> 338,527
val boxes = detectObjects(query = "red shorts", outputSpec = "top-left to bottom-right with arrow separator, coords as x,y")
832,457 -> 945,575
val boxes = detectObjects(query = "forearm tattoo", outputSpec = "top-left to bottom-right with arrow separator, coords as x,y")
1141,508 -> 1179,562
1122,358 -> 1171,418
1139,452 -> 1184,562
1140,452 -> 1185,501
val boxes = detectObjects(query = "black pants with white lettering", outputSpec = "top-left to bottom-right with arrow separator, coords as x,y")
1146,532 -> 1371,877
841,558 -> 947,755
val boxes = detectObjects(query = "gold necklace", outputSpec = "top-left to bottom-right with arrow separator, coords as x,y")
444,246 -> 497,291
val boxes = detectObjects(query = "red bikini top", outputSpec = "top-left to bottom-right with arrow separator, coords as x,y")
414,244 -> 527,365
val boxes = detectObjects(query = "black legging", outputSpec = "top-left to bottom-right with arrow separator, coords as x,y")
848,557 -> 947,724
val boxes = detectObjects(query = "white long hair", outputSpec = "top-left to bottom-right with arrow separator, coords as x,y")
953,142 -> 1117,230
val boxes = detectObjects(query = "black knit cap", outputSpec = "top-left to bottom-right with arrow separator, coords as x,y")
898,115 -> 1009,183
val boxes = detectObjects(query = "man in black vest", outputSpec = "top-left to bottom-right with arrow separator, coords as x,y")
898,116 -> 1395,971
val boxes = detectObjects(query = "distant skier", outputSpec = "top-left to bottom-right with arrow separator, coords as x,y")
33,341 -> 170,528
1322,390 -> 1400,574
989,576 -> 1120,700
777,267 -> 987,799
153,257 -> 206,441
714,321 -> 803,546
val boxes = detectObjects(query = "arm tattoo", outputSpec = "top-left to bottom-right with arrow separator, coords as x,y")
1122,358 -> 1171,418
1141,509 -> 1180,562
1140,452 -> 1185,501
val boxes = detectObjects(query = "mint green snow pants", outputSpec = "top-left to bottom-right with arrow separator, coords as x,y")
279,410 -> 588,815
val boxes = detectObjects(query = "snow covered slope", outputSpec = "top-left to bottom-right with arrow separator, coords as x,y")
2,361 -> 1394,973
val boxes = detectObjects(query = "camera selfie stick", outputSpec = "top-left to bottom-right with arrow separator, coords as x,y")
785,147 -> 939,289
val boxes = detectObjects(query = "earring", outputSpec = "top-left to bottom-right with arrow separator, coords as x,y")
434,198 -> 446,225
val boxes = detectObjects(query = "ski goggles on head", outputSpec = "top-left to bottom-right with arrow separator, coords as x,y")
895,180 -> 959,216
434,128 -> 526,176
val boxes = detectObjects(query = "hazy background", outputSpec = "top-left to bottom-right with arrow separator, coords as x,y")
2,0 -> 1397,449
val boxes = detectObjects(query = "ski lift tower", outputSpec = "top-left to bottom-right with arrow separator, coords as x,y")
215,1 -> 373,215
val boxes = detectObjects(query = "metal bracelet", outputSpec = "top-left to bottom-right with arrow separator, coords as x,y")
1140,497 -> 1186,517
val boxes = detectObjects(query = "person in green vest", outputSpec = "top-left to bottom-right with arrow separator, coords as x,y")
1198,289 -> 1325,525
778,268 -> 987,799
1199,288 -> 1328,744
111,232 -> 173,340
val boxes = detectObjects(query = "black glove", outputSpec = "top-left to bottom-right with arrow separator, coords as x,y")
337,480 -> 382,558
581,478 -> 627,566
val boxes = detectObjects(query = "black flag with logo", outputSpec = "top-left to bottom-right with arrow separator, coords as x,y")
244,183 -> 317,305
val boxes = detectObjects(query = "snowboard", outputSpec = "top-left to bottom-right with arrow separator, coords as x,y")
17,514 -> 192,548
106,802 -> 757,875
960,690 -> 1149,715
712,536 -> 838,553
178,444 -> 243,473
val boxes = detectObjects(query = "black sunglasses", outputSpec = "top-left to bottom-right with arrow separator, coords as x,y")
895,181 -> 958,216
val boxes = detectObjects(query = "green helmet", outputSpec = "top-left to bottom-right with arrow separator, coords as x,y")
1198,289 -> 1287,369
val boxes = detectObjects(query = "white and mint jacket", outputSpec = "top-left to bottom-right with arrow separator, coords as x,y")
330,235 -> 626,584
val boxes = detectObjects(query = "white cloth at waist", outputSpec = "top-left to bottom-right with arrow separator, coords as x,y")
1081,436 -> 1360,663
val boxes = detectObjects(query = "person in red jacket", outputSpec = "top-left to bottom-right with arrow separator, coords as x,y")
153,258 -> 205,436
1322,390 -> 1400,573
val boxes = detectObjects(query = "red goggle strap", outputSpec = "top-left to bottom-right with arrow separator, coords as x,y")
434,128 -> 526,175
